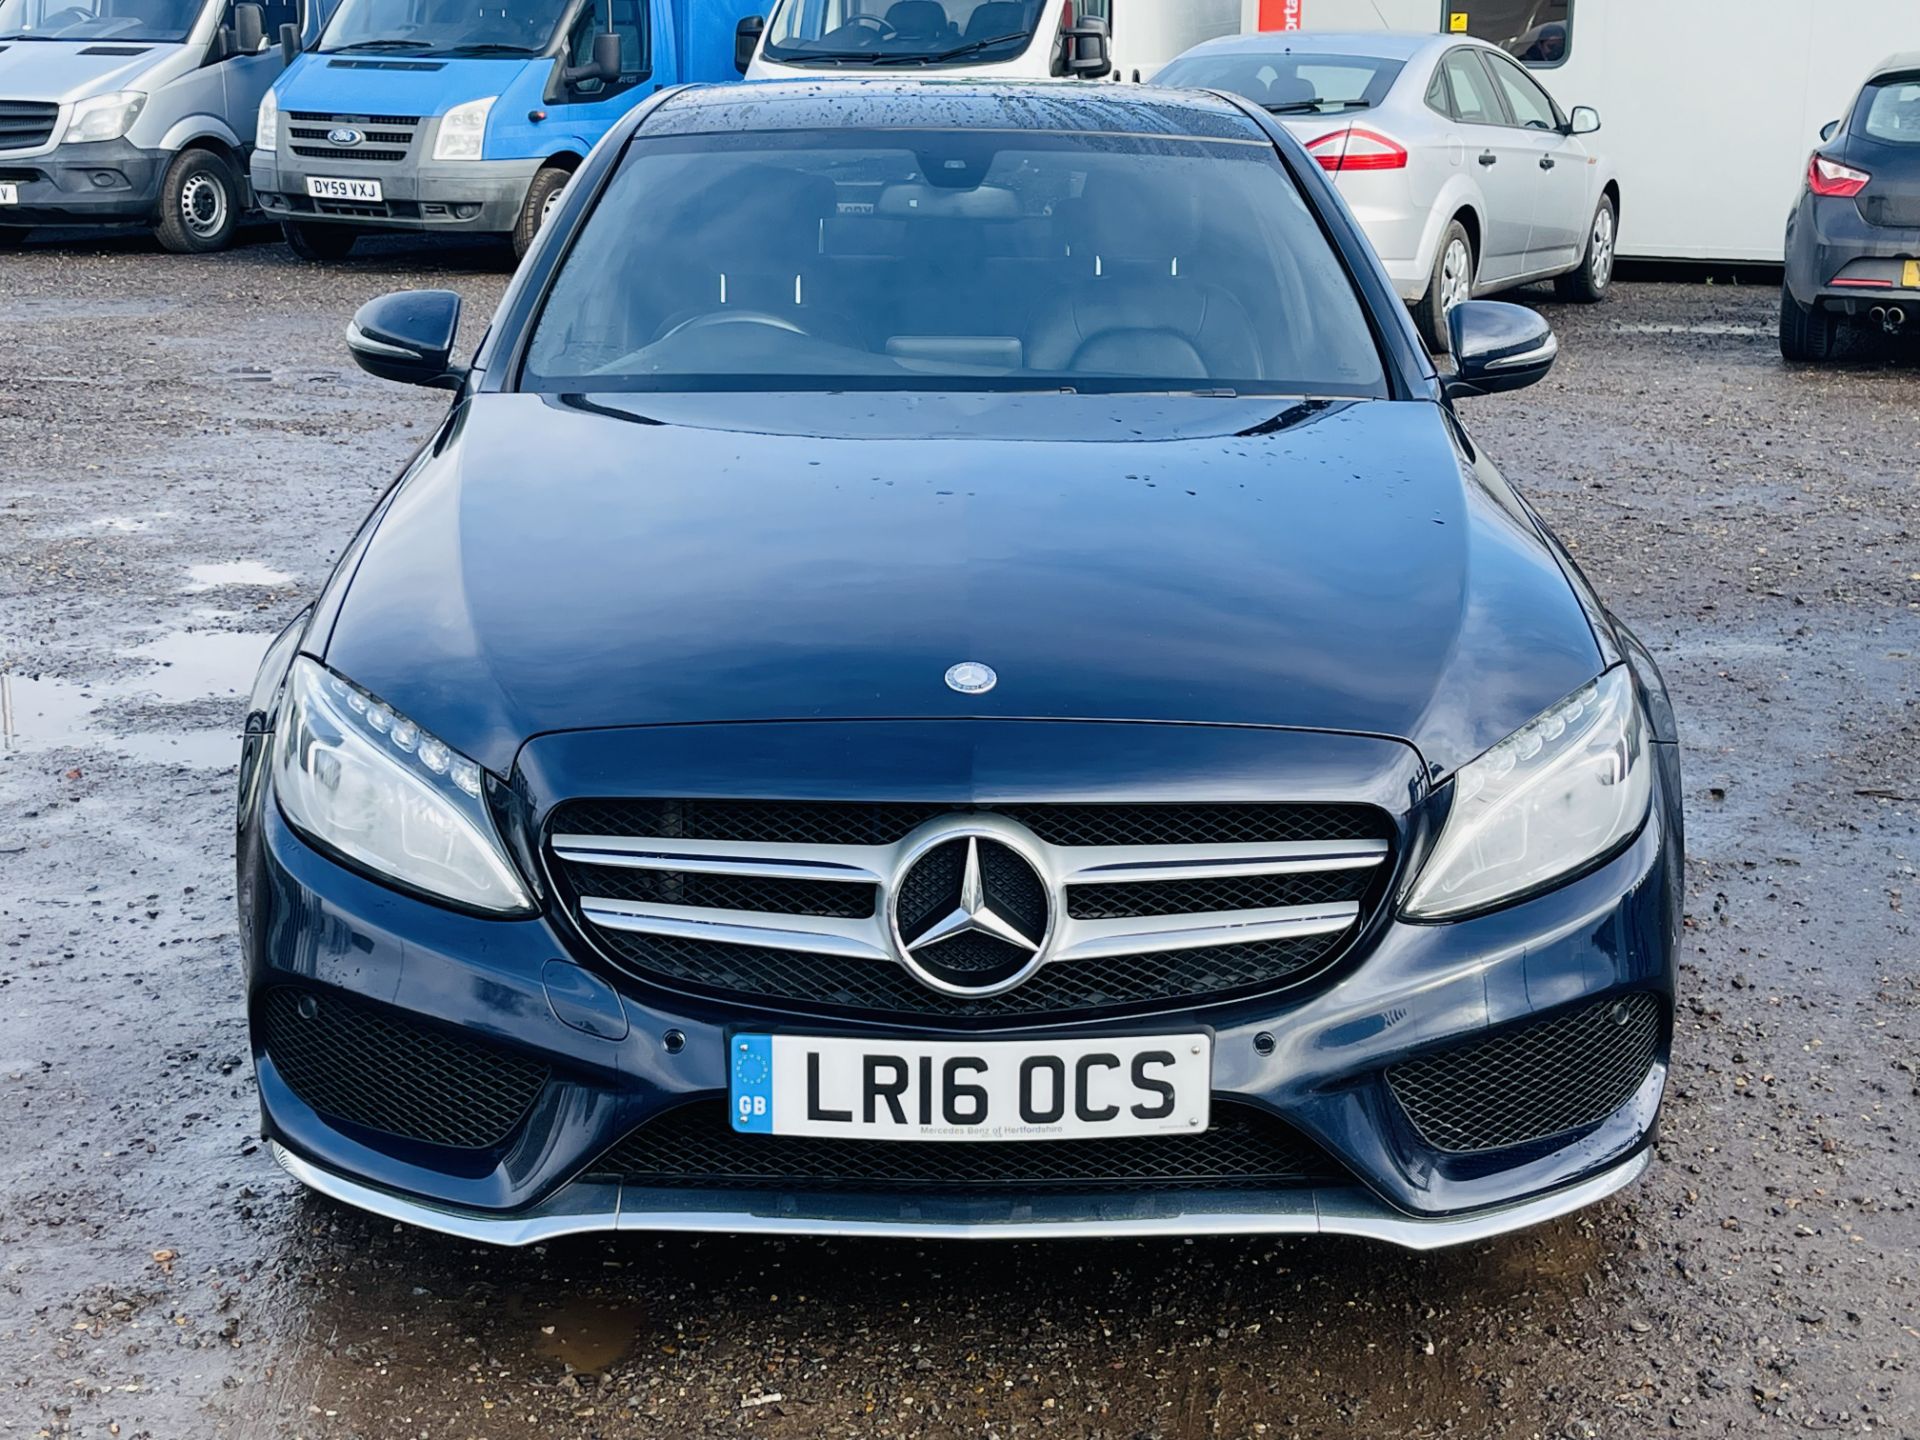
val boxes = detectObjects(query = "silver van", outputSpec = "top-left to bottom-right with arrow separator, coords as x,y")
0,0 -> 323,251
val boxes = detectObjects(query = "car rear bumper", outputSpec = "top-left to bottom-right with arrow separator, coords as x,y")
0,139 -> 167,225
249,152 -> 540,233
1786,193 -> 1920,309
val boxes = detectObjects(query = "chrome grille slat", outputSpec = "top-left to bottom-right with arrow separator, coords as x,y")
1053,904 -> 1361,963
580,897 -> 893,962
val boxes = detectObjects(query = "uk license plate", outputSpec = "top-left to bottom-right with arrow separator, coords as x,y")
306,176 -> 382,203
1904,259 -> 1920,289
729,1032 -> 1211,1141
0,183 -> 18,206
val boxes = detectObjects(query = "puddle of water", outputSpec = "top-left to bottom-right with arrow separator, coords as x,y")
185,561 -> 295,592
1,630 -> 272,770
530,1297 -> 644,1374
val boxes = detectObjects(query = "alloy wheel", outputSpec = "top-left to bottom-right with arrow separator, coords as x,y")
1590,205 -> 1615,290
1441,237 -> 1472,312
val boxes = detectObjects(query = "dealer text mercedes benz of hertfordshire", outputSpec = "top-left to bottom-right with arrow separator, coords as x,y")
237,80 -> 1683,1248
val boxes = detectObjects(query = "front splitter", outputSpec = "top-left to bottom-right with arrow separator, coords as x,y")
272,1142 -> 1650,1251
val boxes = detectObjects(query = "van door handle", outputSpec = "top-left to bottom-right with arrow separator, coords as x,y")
1539,156 -> 1556,170
1478,152 -> 1497,166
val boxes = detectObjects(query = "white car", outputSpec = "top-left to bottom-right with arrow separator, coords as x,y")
1157,30 -> 1619,350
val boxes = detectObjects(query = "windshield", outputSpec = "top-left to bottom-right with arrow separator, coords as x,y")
1862,76 -> 1920,145
319,0 -> 567,56
0,0 -> 201,42
763,0 -> 1044,67
522,129 -> 1388,397
1154,51 -> 1404,115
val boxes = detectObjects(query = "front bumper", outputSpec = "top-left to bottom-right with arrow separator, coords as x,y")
241,711 -> 1680,1249
0,139 -> 167,225
249,151 -> 539,233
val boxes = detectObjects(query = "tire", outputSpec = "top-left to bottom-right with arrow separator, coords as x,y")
512,165 -> 572,259
280,220 -> 359,263
153,148 -> 240,254
1554,194 -> 1617,303
1779,281 -> 1840,363
1413,220 -> 1474,353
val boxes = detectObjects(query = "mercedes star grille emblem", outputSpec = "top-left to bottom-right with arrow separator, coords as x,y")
888,825 -> 1055,997
945,661 -> 997,695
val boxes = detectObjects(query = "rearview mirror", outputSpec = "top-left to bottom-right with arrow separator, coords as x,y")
1820,118 -> 1840,141
562,31 -> 621,86
1444,301 -> 1557,400
735,14 -> 764,73
1568,104 -> 1600,135
347,290 -> 467,391
232,2 -> 265,54
1062,14 -> 1111,78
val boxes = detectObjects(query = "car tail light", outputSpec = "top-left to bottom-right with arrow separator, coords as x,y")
1305,126 -> 1409,174
1808,153 -> 1871,197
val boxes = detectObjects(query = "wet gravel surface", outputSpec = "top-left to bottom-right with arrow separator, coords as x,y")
2,229 -> 1917,1439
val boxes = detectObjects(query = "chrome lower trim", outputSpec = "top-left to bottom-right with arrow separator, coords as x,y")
271,1142 -> 1649,1251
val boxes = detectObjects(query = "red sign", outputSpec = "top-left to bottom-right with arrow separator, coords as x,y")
1258,0 -> 1304,28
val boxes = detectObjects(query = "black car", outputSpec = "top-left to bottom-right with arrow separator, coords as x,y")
238,80 -> 1684,1249
1782,52 -> 1920,361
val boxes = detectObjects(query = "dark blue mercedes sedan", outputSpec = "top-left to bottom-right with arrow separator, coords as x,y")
237,80 -> 1683,1248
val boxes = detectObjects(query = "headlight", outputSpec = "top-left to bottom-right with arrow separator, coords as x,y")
1403,668 -> 1650,920
431,96 -> 494,161
63,91 -> 147,145
256,87 -> 279,152
273,658 -> 533,914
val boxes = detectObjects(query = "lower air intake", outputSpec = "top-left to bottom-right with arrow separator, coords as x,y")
261,988 -> 548,1150
591,1101 -> 1344,1191
1387,993 -> 1664,1153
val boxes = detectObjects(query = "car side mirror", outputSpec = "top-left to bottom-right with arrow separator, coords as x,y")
1820,118 -> 1840,142
279,19 -> 299,64
1445,300 -> 1557,400
232,2 -> 265,54
563,31 -> 620,87
347,290 -> 467,391
735,14 -> 764,73
1568,104 -> 1600,135
1063,14 -> 1111,78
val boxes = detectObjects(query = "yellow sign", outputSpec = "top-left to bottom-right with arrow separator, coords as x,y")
1904,259 -> 1920,288
1449,11 -> 1469,30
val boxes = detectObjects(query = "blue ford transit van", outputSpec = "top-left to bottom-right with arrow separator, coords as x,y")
250,0 -> 757,260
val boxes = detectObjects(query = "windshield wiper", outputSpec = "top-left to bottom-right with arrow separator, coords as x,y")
1262,98 -> 1370,115
775,47 -> 899,63
439,42 -> 539,55
326,38 -> 433,52
895,30 -> 1032,64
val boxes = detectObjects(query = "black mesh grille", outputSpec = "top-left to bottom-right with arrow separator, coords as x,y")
0,99 -> 58,151
290,145 -> 408,163
557,859 -> 874,920
590,931 -> 1342,1019
553,799 -> 1389,850
261,988 -> 548,1150
1067,868 -> 1367,920
1387,993 -> 1664,1153
592,1101 -> 1343,1191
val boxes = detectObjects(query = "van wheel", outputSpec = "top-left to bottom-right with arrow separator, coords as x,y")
512,165 -> 572,259
1555,195 -> 1617,302
281,220 -> 359,262
154,149 -> 240,254
1413,220 -> 1474,353
1779,282 -> 1839,363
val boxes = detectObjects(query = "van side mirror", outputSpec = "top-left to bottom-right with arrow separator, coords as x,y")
1568,104 -> 1600,135
735,14 -> 764,73
562,31 -> 621,86
1820,118 -> 1840,141
347,290 -> 467,391
1444,301 -> 1557,400
1062,14 -> 1111,78
232,2 -> 265,54
279,19 -> 299,64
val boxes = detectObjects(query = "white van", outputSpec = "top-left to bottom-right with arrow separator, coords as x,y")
740,0 -> 1240,83
0,0 -> 322,251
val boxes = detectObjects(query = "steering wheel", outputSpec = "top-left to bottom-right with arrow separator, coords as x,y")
844,13 -> 898,38
655,310 -> 813,344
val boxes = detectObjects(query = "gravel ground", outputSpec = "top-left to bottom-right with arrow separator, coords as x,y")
1,227 -> 1916,1440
